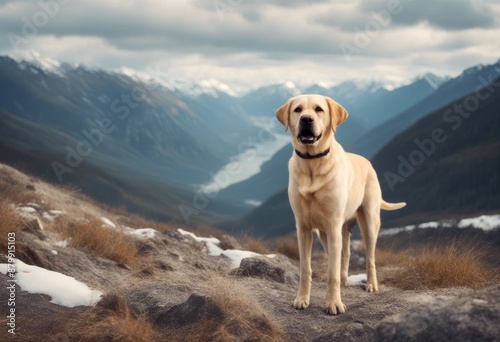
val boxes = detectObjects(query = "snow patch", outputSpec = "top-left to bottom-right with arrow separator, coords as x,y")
54,240 -> 69,248
127,228 -> 157,239
379,225 -> 416,236
458,215 -> 500,231
418,221 -> 440,229
177,228 -> 223,256
14,52 -> 65,77
381,214 -> 500,236
177,228 -> 275,267
185,79 -> 239,97
348,274 -> 367,286
119,66 -> 174,91
0,259 -> 102,307
245,199 -> 263,207
42,210 -> 65,221
221,250 -> 276,268
17,206 -> 37,214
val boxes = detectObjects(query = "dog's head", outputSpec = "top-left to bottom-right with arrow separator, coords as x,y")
276,95 -> 348,148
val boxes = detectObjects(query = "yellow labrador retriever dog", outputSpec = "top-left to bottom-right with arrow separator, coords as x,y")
276,95 -> 406,315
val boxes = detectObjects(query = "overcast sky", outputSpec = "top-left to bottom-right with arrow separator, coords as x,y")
1,0 -> 499,89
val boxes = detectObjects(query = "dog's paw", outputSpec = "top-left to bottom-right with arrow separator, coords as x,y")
366,282 -> 378,292
324,300 -> 346,315
293,296 -> 310,310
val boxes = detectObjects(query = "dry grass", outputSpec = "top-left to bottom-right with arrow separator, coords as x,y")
59,294 -> 156,342
192,224 -> 227,239
376,247 -> 411,267
106,205 -> 173,233
52,214 -> 140,267
378,239 -> 497,290
0,169 -> 40,205
241,234 -> 272,255
82,312 -> 155,342
274,234 -> 300,261
0,198 -> 21,253
168,280 -> 285,342
212,289 -> 284,342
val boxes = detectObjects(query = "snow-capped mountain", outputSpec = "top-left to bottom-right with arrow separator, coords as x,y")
0,55 -> 260,187
2,53 -> 499,232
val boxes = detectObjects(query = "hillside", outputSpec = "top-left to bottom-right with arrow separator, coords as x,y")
0,56 -> 260,187
0,162 -> 499,341
372,76 -> 500,226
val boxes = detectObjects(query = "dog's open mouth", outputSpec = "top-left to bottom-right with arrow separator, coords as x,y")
298,129 -> 321,145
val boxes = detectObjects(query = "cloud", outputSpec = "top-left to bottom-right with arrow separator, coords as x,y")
358,0 -> 496,30
0,0 -> 498,87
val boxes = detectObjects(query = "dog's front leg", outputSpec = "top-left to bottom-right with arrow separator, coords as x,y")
294,227 -> 313,309
325,220 -> 346,315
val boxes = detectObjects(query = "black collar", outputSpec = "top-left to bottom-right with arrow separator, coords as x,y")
294,148 -> 330,160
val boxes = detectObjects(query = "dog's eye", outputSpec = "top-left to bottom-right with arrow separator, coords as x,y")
294,107 -> 302,113
315,106 -> 323,112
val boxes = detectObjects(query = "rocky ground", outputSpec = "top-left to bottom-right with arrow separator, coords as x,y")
0,163 -> 499,341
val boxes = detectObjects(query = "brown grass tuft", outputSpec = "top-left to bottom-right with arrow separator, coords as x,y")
171,282 -> 285,342
0,171 -> 40,205
274,234 -> 300,260
378,239 -> 497,290
0,199 -> 21,252
82,313 -> 155,342
376,247 -> 411,267
59,294 -> 156,342
241,234 -> 271,255
213,288 -> 284,342
53,214 -> 139,267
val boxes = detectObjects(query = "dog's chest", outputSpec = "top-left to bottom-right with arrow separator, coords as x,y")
293,173 -> 336,211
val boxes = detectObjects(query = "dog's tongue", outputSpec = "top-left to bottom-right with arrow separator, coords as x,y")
300,131 -> 315,140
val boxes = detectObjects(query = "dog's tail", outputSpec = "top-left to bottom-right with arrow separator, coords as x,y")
381,199 -> 406,211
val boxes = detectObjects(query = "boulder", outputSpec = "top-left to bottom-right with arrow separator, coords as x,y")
150,293 -> 224,327
372,286 -> 500,342
236,257 -> 299,285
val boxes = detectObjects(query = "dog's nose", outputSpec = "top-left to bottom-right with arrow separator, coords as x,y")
300,115 -> 314,124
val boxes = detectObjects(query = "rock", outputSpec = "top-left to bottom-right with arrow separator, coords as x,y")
218,234 -> 242,250
136,241 -> 157,255
150,293 -> 223,327
236,257 -> 298,285
372,286 -> 500,342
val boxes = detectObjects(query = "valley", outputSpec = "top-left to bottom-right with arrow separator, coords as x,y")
1,55 -> 499,237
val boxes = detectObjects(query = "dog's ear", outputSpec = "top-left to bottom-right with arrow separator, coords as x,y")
276,98 -> 292,131
326,97 -> 348,133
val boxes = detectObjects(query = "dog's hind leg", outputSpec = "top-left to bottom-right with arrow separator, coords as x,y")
341,220 -> 354,287
317,229 -> 328,253
357,208 -> 380,292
